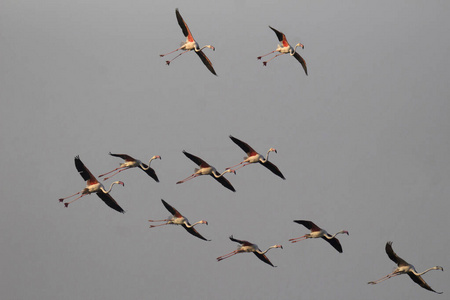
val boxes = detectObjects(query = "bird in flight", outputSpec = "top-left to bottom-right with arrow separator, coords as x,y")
177,150 -> 236,192
99,153 -> 161,182
148,199 -> 210,241
368,241 -> 443,294
59,156 -> 125,213
289,220 -> 349,253
227,135 -> 285,180
257,26 -> 307,75
217,235 -> 283,267
160,8 -> 217,75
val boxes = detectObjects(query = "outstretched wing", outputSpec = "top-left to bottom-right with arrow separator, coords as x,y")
229,135 -> 257,156
109,152 -> 136,161
175,8 -> 194,42
75,156 -> 97,184
253,252 -> 276,267
293,220 -> 321,231
407,273 -> 442,294
161,199 -> 183,218
196,50 -> 217,75
385,241 -> 409,267
322,236 -> 343,253
229,235 -> 252,246
293,52 -> 308,75
140,164 -> 159,182
269,26 -> 289,47
182,224 -> 210,241
260,160 -> 285,180
211,174 -> 236,192
96,192 -> 125,213
182,150 -> 210,168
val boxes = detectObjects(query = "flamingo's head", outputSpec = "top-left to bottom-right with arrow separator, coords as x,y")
153,155 -> 162,160
208,45 -> 215,51
115,181 -> 125,187
341,230 -> 349,235
269,148 -> 277,154
274,244 -> 283,249
296,43 -> 305,49
200,220 -> 208,225
227,169 -> 236,175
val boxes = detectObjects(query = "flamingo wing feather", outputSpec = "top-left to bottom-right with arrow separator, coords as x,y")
182,224 -> 210,241
108,152 -> 135,161
196,50 -> 217,75
161,199 -> 183,218
211,174 -> 236,192
229,135 -> 257,156
75,156 -> 97,184
140,164 -> 159,182
260,160 -> 285,179
293,52 -> 308,75
407,273 -> 442,294
322,236 -> 343,253
182,150 -> 210,168
175,8 -> 193,41
96,192 -> 125,213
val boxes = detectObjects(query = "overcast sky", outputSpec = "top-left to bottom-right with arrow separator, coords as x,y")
1,1 -> 450,299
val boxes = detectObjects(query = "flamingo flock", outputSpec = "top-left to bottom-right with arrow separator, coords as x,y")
57,7 -> 444,296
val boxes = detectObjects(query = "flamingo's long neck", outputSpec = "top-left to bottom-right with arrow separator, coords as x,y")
257,245 -> 278,255
212,170 -> 230,178
184,221 -> 204,228
141,156 -> 160,170
100,182 -> 120,194
194,45 -> 212,52
413,266 -> 442,276
260,149 -> 273,163
289,44 -> 301,56
328,231 -> 346,239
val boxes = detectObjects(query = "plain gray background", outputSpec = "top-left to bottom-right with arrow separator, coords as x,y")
1,1 -> 449,299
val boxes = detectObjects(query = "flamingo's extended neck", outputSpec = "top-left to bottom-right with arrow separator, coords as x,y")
141,155 -> 161,170
184,220 -> 207,228
260,148 -> 276,163
327,230 -> 349,239
100,181 -> 123,194
289,44 -> 304,56
257,245 -> 282,255
413,266 -> 444,276
195,45 -> 214,52
211,169 -> 234,178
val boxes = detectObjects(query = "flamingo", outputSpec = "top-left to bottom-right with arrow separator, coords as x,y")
148,199 -> 210,241
59,156 -> 125,213
227,135 -> 285,180
368,241 -> 443,294
216,235 -> 283,267
160,8 -> 216,75
99,153 -> 161,182
257,26 -> 307,75
176,150 -> 236,192
289,220 -> 349,253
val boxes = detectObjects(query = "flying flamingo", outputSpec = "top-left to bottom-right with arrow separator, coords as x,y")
368,241 -> 443,294
176,150 -> 236,192
227,135 -> 285,180
160,8 -> 216,75
99,153 -> 161,182
289,220 -> 349,253
148,199 -> 210,241
216,235 -> 283,267
257,26 -> 307,75
59,156 -> 125,213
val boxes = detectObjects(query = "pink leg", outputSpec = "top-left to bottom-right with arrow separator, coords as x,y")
226,161 -> 245,170
368,272 -> 399,284
103,168 -> 130,181
63,193 -> 87,207
289,235 -> 308,243
160,47 -> 182,57
257,51 -> 276,60
165,50 -> 190,65
231,163 -> 251,172
59,191 -> 81,202
99,166 -> 128,177
216,250 -> 238,261
263,53 -> 285,66
149,223 -> 170,228
176,173 -> 199,184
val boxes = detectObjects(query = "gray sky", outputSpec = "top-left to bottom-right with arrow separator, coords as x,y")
1,1 -> 449,299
